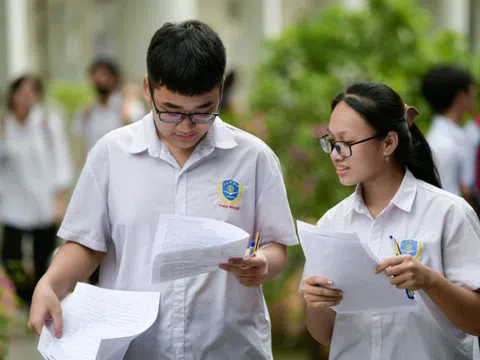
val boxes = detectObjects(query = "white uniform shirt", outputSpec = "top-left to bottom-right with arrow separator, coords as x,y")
73,92 -> 145,151
463,119 -> 480,188
0,104 -> 73,228
316,169 -> 480,360
427,115 -> 470,195
58,113 -> 298,360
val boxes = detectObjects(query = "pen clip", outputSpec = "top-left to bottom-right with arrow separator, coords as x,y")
253,231 -> 260,252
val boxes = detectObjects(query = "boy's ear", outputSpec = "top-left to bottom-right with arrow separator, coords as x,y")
143,75 -> 152,103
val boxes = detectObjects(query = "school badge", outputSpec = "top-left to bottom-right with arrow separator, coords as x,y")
217,179 -> 243,210
399,239 -> 423,260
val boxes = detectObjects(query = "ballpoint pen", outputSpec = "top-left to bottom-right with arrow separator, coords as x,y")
248,239 -> 256,255
389,235 -> 415,300
249,231 -> 260,255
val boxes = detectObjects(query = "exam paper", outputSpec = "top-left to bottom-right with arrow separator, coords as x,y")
151,215 -> 250,282
298,220 -> 417,313
38,283 -> 160,360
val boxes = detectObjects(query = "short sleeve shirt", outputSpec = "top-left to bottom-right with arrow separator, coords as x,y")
73,92 -> 144,151
316,169 -> 480,360
427,115 -> 470,195
58,113 -> 298,360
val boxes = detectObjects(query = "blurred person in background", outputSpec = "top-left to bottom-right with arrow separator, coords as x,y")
420,66 -> 480,349
422,65 -> 478,205
462,115 -> 480,204
73,58 -> 145,164
73,59 -> 145,285
0,74 -> 73,305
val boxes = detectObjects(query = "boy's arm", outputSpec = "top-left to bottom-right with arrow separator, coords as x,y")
260,243 -> 287,281
43,241 -> 105,297
28,241 -> 105,337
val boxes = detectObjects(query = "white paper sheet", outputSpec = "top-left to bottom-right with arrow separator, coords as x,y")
151,215 -> 250,283
298,220 -> 417,313
38,283 -> 160,360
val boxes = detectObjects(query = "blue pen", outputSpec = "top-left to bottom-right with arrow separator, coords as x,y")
248,240 -> 256,255
389,235 -> 415,300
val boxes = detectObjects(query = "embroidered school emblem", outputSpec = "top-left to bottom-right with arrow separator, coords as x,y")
399,239 -> 423,260
217,180 -> 243,210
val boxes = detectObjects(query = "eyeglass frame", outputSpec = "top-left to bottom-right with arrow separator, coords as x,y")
318,133 -> 382,158
149,83 -> 222,124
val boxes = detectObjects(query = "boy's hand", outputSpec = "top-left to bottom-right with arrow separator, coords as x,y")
28,279 -> 63,338
219,251 -> 268,287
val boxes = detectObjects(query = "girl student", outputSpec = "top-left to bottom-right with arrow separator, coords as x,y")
0,75 -> 73,304
302,82 -> 480,359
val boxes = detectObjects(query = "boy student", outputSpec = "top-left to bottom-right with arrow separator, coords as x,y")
423,65 -> 477,198
28,20 -> 298,359
73,58 -> 145,163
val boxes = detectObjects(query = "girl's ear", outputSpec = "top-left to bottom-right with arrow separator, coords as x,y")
383,131 -> 399,157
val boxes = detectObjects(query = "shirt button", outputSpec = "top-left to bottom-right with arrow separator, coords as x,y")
174,307 -> 182,313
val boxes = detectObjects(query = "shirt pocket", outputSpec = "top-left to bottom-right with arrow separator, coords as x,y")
398,231 -> 442,273
189,179 -> 253,228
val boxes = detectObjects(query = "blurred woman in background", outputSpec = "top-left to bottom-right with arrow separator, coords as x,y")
0,74 -> 73,305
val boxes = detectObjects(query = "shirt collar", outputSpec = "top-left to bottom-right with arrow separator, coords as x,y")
128,113 -> 237,155
390,169 -> 417,212
347,168 -> 417,215
202,117 -> 237,150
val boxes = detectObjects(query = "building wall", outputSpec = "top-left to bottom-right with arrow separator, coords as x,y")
116,0 -> 198,86
45,0 -> 91,81
0,1 -> 8,101
3,0 -> 480,106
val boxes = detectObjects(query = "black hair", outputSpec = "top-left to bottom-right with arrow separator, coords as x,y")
220,70 -> 237,111
88,57 -> 122,81
146,20 -> 226,96
7,74 -> 44,110
332,82 -> 442,188
421,64 -> 475,114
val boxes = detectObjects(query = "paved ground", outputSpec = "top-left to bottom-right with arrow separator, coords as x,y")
5,312 -> 310,360
6,309 -> 42,360
6,329 -> 310,360
7,334 -> 310,360
7,334 -> 42,360
7,335 -> 309,360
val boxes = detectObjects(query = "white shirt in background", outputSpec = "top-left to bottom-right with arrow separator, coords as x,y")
0,104 -> 74,228
73,92 -> 145,151
316,170 -> 480,360
427,115 -> 470,195
58,113 -> 299,360
463,119 -> 480,188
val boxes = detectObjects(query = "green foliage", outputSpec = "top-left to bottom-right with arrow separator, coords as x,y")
0,267 -> 18,359
46,81 -> 95,126
246,0 -> 480,321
